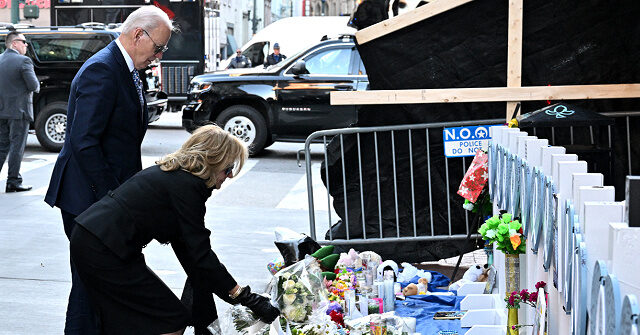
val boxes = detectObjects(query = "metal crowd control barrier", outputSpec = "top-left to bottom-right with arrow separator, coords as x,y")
303,118 -> 503,246
302,111 -> 640,247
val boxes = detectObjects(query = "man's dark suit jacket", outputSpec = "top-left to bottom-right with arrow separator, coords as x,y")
0,48 -> 40,121
75,165 -> 237,328
45,41 -> 148,215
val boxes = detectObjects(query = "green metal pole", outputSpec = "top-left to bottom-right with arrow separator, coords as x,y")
11,0 -> 19,24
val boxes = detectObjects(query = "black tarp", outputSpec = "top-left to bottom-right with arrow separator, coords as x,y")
322,0 -> 640,262
518,103 -> 614,128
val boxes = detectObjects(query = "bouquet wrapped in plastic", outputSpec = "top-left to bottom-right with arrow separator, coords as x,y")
269,256 -> 329,323
345,313 -> 410,335
457,149 -> 489,203
216,305 -> 270,335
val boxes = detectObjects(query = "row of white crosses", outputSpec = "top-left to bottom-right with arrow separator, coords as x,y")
488,126 -> 640,335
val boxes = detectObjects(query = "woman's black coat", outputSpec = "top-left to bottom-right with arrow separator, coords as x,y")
75,165 -> 236,329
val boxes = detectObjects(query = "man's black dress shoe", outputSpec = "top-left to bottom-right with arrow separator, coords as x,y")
6,184 -> 32,193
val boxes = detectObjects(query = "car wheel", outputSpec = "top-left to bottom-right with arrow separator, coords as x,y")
216,105 -> 267,155
35,101 -> 67,152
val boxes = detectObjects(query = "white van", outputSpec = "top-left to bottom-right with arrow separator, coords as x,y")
220,16 -> 356,70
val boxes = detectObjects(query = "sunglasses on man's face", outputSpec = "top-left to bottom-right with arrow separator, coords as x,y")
14,39 -> 27,45
142,29 -> 169,54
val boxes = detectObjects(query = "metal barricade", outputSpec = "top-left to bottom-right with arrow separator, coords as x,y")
303,118 -> 503,246
302,111 -> 640,247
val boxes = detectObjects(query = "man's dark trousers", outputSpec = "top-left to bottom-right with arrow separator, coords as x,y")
0,118 -> 29,187
62,210 -> 99,335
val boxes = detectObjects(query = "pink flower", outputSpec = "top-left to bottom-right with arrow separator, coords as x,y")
512,325 -> 517,330
508,295 -> 516,306
519,289 -> 529,299
529,291 -> 538,303
535,281 -> 546,290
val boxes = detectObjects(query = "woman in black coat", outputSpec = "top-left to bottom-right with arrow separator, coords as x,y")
69,125 -> 280,335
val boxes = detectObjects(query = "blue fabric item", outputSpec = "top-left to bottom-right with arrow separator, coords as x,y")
399,272 -> 451,291
394,296 -> 468,335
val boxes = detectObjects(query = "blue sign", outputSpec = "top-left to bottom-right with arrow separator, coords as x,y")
443,125 -> 499,157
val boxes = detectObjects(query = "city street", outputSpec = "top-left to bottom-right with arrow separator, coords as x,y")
0,113 -> 327,334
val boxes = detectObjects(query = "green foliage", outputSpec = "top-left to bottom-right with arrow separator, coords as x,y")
478,212 -> 526,254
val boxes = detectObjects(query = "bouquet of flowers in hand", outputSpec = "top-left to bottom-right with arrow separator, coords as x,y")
270,257 -> 328,323
478,213 -> 526,254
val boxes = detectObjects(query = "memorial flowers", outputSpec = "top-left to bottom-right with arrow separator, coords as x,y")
271,257 -> 328,323
478,213 -> 526,254
505,281 -> 547,309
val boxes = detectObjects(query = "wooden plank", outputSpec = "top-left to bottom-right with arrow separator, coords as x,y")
330,84 -> 640,105
355,0 -> 473,45
506,0 -> 523,121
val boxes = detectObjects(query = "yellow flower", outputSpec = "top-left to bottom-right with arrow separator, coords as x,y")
283,293 -> 296,305
283,280 -> 296,290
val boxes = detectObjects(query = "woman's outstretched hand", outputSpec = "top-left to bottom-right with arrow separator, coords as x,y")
234,286 -> 280,323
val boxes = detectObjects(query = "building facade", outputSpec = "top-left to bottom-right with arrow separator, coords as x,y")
306,0 -> 357,16
0,0 -> 51,26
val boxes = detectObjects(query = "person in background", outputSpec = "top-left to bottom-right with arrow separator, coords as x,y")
227,48 -> 252,69
69,125 -> 280,334
264,42 -> 287,68
44,6 -> 175,334
0,31 -> 40,193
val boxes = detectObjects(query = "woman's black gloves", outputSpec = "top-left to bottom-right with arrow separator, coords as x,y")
234,286 -> 280,323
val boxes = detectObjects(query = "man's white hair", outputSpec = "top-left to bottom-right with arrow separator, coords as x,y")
121,6 -> 175,34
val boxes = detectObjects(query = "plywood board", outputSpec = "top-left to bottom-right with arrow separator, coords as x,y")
506,0 -> 523,120
330,84 -> 640,105
355,0 -> 474,45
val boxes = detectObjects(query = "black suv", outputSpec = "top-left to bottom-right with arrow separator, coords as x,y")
182,35 -> 368,154
0,23 -> 167,151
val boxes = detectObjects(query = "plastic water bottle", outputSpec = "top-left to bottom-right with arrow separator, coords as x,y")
383,270 -> 395,312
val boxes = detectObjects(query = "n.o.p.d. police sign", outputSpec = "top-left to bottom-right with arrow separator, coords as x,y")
443,125 -> 499,157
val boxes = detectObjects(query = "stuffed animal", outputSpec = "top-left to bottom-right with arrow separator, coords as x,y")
402,283 -> 418,296
336,248 -> 362,268
448,264 -> 489,291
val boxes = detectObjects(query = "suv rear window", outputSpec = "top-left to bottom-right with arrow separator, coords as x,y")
30,37 -> 110,62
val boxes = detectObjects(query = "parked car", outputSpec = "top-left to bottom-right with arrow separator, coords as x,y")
219,16 -> 356,69
0,23 -> 167,151
183,35 -> 368,155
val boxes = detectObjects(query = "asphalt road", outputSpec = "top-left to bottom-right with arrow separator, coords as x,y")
0,113 -> 330,334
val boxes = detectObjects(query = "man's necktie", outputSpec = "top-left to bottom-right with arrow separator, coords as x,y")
131,69 -> 144,109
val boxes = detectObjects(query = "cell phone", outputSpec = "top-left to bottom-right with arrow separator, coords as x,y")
433,311 -> 466,320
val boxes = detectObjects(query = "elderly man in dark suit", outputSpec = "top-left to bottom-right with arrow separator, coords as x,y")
44,6 -> 175,334
0,31 -> 40,192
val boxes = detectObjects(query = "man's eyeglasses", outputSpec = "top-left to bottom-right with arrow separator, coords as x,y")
13,39 -> 27,45
224,165 -> 234,177
142,29 -> 169,54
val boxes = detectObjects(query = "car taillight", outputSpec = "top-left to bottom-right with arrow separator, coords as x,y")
155,65 -> 163,91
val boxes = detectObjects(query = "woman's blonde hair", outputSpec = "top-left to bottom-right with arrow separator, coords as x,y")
157,125 -> 248,188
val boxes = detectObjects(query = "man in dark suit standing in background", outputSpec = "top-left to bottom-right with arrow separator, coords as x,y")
0,31 -> 40,192
45,6 -> 175,334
